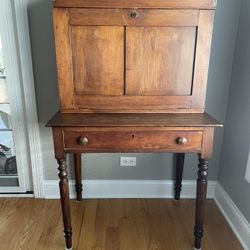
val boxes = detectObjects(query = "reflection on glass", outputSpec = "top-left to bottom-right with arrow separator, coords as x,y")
0,131 -> 17,175
0,33 -> 4,76
0,34 -> 18,178
0,104 -> 11,129
0,77 -> 8,103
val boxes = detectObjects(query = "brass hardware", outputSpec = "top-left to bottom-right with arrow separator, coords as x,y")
130,10 -> 138,19
177,137 -> 188,145
78,136 -> 89,146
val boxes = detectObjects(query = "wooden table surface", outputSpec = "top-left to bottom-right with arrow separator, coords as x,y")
46,112 -> 222,128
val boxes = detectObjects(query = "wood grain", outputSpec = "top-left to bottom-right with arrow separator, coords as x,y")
53,7 -> 216,113
69,9 -> 199,26
53,0 -> 217,9
192,10 -> 215,108
46,112 -> 222,128
73,95 -> 194,113
63,129 -> 203,152
0,198 -> 242,250
126,27 -> 196,96
71,26 -> 124,96
53,8 -> 75,110
201,127 -> 214,160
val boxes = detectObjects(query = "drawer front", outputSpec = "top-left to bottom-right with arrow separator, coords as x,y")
63,129 -> 203,152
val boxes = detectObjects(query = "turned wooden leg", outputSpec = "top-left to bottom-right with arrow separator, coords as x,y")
175,153 -> 185,200
194,155 -> 209,249
74,153 -> 83,201
57,158 -> 72,250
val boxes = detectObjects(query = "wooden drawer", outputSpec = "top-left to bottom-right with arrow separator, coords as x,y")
63,129 -> 203,152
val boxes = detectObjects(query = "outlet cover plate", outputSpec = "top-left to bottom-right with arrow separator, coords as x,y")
120,157 -> 136,167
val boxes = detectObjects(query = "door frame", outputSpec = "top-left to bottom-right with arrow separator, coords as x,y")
0,0 -> 44,197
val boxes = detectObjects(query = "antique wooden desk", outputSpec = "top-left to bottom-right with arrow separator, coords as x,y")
47,0 -> 221,249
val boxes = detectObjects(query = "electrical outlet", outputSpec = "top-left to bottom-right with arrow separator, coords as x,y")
120,157 -> 136,167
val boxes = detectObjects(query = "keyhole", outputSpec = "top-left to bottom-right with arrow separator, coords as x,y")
131,134 -> 135,139
130,11 -> 138,19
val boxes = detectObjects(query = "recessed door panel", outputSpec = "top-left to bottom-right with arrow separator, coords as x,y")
126,27 -> 197,96
71,26 -> 124,96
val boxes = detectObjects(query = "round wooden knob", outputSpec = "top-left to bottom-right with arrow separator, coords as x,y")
130,10 -> 138,19
177,137 -> 188,145
78,136 -> 88,146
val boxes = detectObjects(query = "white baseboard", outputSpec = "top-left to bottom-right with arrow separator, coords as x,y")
0,193 -> 34,198
214,183 -> 250,250
43,180 -> 216,199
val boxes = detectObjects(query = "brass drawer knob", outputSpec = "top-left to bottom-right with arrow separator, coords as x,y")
78,136 -> 88,146
130,10 -> 138,19
177,137 -> 188,145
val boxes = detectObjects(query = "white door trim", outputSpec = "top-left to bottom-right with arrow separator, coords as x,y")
0,0 -> 44,196
0,0 -> 28,192
13,0 -> 44,197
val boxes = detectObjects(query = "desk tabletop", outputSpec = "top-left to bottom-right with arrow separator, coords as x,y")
46,112 -> 222,128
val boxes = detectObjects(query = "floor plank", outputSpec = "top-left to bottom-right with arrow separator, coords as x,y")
0,198 -> 243,250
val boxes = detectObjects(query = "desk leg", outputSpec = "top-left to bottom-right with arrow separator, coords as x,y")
57,158 -> 72,250
74,153 -> 83,201
175,153 -> 185,200
194,155 -> 209,249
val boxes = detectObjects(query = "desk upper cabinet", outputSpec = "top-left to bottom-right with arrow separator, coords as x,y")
53,0 -> 216,113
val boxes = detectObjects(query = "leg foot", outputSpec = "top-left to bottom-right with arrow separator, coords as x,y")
74,153 -> 82,201
194,155 -> 209,249
57,158 -> 73,250
175,153 -> 185,200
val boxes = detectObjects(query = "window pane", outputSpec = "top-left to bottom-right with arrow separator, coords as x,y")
0,77 -> 8,103
0,131 -> 17,175
0,104 -> 11,129
0,33 -> 5,76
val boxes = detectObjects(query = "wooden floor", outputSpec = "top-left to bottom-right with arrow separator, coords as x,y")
0,198 -> 242,250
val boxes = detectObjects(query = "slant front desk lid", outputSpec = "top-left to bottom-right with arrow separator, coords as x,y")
46,112 -> 222,128
53,0 -> 217,9
53,0 -> 216,113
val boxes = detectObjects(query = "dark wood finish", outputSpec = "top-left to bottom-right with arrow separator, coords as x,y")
46,112 -> 222,128
194,155 -> 209,249
57,158 -> 72,249
50,1 -> 219,249
69,9 -> 199,26
126,26 -> 196,96
201,127 -> 215,159
49,114 -> 220,250
74,153 -> 82,201
63,129 -> 203,152
53,0 -> 217,9
175,153 -> 185,200
52,128 -> 73,249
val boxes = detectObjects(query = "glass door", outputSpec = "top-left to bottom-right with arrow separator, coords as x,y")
0,34 -> 19,188
0,31 -> 28,192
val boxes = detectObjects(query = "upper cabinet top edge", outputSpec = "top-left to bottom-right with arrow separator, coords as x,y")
53,0 -> 217,9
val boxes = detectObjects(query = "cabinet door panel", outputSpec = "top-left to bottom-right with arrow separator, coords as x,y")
71,26 -> 124,96
126,27 -> 196,96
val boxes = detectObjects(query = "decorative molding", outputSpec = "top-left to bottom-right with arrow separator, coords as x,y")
43,180 -> 217,199
13,0 -> 45,198
214,183 -> 250,250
